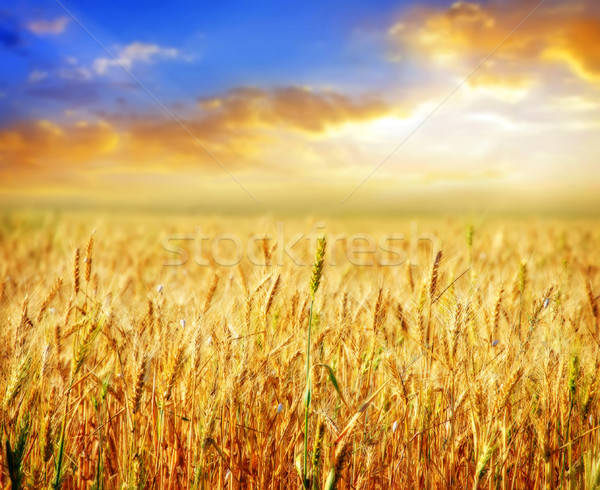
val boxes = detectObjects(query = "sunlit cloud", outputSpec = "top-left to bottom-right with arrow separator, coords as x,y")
93,42 -> 182,75
0,86 -> 393,186
197,86 -> 391,134
467,68 -> 535,102
26,16 -> 70,35
0,119 -> 119,176
541,18 -> 600,82
389,0 -> 600,85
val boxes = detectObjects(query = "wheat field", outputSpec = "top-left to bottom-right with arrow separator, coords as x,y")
1,212 -> 600,489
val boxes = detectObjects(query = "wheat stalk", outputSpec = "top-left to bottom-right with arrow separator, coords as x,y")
37,277 -> 63,322
203,272 -> 219,314
72,248 -> 80,297
303,236 -> 326,489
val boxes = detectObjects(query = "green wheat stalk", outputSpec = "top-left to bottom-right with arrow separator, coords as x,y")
303,236 -> 326,489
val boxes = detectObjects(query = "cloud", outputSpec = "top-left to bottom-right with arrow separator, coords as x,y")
197,86 -> 390,134
1,82 -> 599,211
0,85 -> 392,189
26,64 -> 93,95
0,119 -> 120,186
93,42 -> 181,74
388,0 -> 600,84
466,68 -> 535,101
5,79 -> 597,201
57,67 -> 93,81
27,16 -> 70,35
25,78 -> 138,107
110,86 -> 392,172
542,18 -> 600,82
25,58 -> 93,95
27,69 -> 48,84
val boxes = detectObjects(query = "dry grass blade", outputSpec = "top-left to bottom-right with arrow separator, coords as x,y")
335,378 -> 391,444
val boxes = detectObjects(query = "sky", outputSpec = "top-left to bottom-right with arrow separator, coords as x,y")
1,0 -> 599,213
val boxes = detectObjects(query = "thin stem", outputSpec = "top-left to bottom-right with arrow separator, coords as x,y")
303,297 -> 315,489
53,378 -> 74,490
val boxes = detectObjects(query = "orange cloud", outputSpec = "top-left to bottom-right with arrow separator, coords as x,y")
197,86 -> 389,133
542,18 -> 600,82
0,86 -> 392,189
0,119 -> 118,175
389,1 -> 600,84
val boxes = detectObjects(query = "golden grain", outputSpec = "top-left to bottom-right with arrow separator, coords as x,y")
0,214 -> 597,489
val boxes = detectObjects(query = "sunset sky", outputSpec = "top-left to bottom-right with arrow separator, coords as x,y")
1,0 -> 599,213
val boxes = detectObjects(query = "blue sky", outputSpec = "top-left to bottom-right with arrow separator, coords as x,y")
1,0 -> 423,122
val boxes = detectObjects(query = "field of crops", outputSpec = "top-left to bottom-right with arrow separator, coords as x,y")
1,212 -> 600,489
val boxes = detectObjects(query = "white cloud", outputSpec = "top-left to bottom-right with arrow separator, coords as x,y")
93,42 -> 180,75
57,67 -> 92,81
28,69 -> 49,84
27,16 -> 70,35
27,65 -> 91,84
